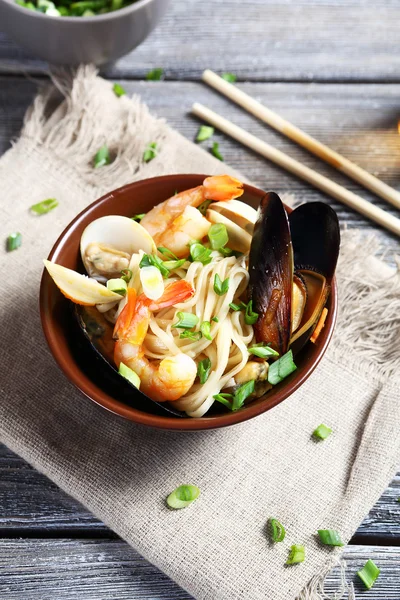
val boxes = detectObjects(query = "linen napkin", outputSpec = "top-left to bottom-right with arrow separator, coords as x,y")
1,66 -> 400,600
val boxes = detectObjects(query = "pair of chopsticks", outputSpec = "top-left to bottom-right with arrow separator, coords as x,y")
192,69 -> 400,237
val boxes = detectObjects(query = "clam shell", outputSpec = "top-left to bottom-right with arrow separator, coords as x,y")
208,199 -> 257,234
206,208 -> 252,253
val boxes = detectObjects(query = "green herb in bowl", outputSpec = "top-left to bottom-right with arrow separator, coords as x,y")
15,0 -> 140,16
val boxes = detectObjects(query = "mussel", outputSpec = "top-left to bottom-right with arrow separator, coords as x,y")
249,193 -> 340,355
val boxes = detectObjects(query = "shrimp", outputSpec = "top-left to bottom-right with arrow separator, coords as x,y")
114,283 -> 197,402
140,175 -> 244,240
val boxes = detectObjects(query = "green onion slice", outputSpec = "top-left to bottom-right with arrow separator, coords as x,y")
221,72 -> 237,83
162,259 -> 186,271
197,199 -> 212,216
269,518 -> 286,543
120,269 -> 132,283
268,350 -> 297,385
211,141 -> 224,161
208,223 -> 229,250
139,254 -> 169,278
166,484 -> 200,510
229,301 -> 246,312
213,393 -> 233,409
113,83 -> 126,97
313,423 -> 332,440
248,342 -> 279,359
218,246 -> 234,257
197,357 -> 211,384
30,198 -> 58,215
317,529 -> 344,547
143,142 -> 158,163
93,145 -> 110,168
7,232 -> 22,251
286,545 -> 305,565
357,559 -> 380,590
196,125 -> 214,142
179,330 -> 202,341
211,316 -> 219,322
118,362 -> 140,389
146,68 -> 164,81
244,300 -> 259,325
200,321 -> 212,340
172,312 -> 199,329
157,247 -> 178,260
106,278 -> 127,296
189,242 -> 212,265
214,274 -> 229,296
232,379 -> 255,410
131,213 -> 145,222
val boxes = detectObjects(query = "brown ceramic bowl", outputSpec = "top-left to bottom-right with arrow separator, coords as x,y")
40,174 -> 337,431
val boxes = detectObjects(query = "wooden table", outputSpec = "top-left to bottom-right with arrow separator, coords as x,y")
1,1 -> 400,597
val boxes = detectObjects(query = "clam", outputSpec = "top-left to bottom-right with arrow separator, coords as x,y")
81,215 -> 156,281
208,199 -> 257,234
207,208 -> 252,253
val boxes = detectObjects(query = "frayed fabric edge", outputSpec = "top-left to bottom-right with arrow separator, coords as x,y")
297,559 -> 355,600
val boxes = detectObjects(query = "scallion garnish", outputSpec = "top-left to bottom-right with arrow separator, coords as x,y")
131,213 -> 145,222
269,518 -> 286,543
313,424 -> 332,441
196,125 -> 214,142
179,330 -> 202,341
120,269 -> 132,283
221,72 -> 237,83
113,83 -> 126,97
248,342 -> 279,359
286,545 -> 305,565
229,301 -> 246,312
208,223 -> 229,250
30,198 -> 58,215
189,242 -> 212,265
93,145 -> 110,168
213,380 -> 255,411
268,350 -> 297,385
244,300 -> 259,325
213,273 -> 229,296
213,392 -> 234,409
139,254 -> 169,278
143,142 -> 158,163
146,68 -> 164,81
211,316 -> 219,322
218,246 -> 234,257
197,357 -> 211,384
162,259 -> 186,271
317,530 -> 344,547
357,559 -> 380,590
7,232 -> 22,252
157,247 -> 178,260
106,278 -> 127,296
119,362 -> 140,389
200,321 -> 212,340
166,484 -> 200,510
197,199 -> 212,216
172,312 -> 199,330
211,141 -> 224,161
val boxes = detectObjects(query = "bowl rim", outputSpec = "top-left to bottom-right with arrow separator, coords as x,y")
0,0 -> 158,22
40,173 -> 338,431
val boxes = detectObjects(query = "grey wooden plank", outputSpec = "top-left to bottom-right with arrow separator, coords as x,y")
1,0 -> 400,82
1,539 -> 399,599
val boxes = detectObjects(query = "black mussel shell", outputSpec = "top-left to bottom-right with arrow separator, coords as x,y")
249,192 -> 293,355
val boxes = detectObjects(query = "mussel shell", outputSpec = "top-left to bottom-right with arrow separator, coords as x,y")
249,192 -> 293,355
74,305 -> 184,418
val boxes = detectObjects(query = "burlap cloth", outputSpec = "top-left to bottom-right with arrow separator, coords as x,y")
1,67 -> 400,600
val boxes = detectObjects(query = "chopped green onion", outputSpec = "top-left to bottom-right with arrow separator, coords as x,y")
113,83 -> 126,97
197,199 -> 212,216
157,247 -> 178,260
82,9 -> 95,15
146,68 -> 164,81
218,246 -> 234,257
189,242 -> 212,265
211,316 -> 219,322
118,362 -> 140,389
179,330 -> 202,341
232,379 -> 255,410
286,545 -> 305,565
268,350 -> 297,385
196,125 -> 214,142
213,392 -> 234,409
313,423 -> 332,441
269,518 -> 286,543
131,213 -> 145,222
166,484 -> 200,510
208,223 -> 229,250
211,141 -> 224,161
221,72 -> 237,83
7,232 -> 22,252
162,259 -> 186,271
248,342 -> 279,359
143,142 -> 158,163
106,278 -> 127,296
244,300 -> 259,325
30,198 -> 58,215
93,145 -> 110,168
213,274 -> 229,296
229,301 -> 246,312
197,357 -> 211,384
357,559 -> 380,590
139,254 -> 169,278
200,321 -> 212,340
172,312 -> 199,329
317,530 -> 344,547
120,269 -> 132,283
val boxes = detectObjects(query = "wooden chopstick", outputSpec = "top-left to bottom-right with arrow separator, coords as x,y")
192,102 -> 400,237
202,69 -> 400,211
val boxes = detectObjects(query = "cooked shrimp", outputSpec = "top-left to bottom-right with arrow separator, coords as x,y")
157,205 -> 211,258
140,175 -> 244,240
114,283 -> 197,402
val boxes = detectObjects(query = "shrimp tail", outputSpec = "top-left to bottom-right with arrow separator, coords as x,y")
148,280 -> 194,311
203,175 -> 244,202
113,288 -> 137,340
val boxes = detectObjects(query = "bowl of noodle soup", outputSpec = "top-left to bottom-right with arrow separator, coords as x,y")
40,174 -> 337,431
